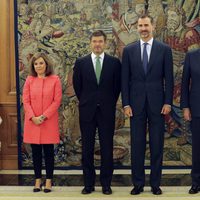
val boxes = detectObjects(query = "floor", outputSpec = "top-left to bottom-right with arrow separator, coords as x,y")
1,170 -> 200,200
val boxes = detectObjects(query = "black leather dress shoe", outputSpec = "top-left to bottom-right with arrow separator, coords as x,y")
130,186 -> 144,195
102,187 -> 112,195
189,185 -> 200,194
151,187 -> 162,195
81,187 -> 95,194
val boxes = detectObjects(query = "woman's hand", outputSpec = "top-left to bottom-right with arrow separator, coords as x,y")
31,116 -> 43,125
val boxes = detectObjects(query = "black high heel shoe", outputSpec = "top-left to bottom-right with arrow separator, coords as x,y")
44,179 -> 52,193
33,183 -> 42,192
44,188 -> 51,193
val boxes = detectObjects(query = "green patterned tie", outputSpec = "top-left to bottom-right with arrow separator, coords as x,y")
95,56 -> 101,84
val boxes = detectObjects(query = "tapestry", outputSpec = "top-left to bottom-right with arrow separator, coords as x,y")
17,0 -> 200,168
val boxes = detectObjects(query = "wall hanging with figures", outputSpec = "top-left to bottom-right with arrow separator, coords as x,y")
17,0 -> 200,168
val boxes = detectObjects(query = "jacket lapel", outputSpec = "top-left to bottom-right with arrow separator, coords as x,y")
135,42 -> 146,78
198,49 -> 200,57
87,54 -> 98,84
99,53 -> 108,84
147,40 -> 159,74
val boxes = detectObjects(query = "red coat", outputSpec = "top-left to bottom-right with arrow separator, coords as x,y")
23,75 -> 62,144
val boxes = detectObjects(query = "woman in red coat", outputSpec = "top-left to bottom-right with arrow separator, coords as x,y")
23,52 -> 62,193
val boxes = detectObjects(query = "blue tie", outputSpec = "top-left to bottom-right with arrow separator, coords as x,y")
143,43 -> 148,74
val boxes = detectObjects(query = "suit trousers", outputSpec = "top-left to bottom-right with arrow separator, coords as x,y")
191,117 -> 200,186
31,144 -> 54,179
80,106 -> 114,188
130,99 -> 164,187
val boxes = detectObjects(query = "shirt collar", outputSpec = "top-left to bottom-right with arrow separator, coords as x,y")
140,38 -> 154,46
91,52 -> 105,60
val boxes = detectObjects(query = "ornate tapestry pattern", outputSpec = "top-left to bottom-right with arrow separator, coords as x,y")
17,0 -> 200,168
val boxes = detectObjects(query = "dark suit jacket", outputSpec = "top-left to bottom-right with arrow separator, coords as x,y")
180,49 -> 200,117
73,53 -> 121,122
121,39 -> 174,115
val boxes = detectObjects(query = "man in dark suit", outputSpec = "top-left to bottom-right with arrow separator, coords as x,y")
121,14 -> 173,195
73,30 -> 121,195
180,48 -> 200,194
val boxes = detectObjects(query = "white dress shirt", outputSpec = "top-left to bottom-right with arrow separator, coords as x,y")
140,38 -> 153,62
91,52 -> 104,71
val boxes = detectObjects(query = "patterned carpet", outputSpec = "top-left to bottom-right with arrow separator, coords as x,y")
0,186 -> 200,200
